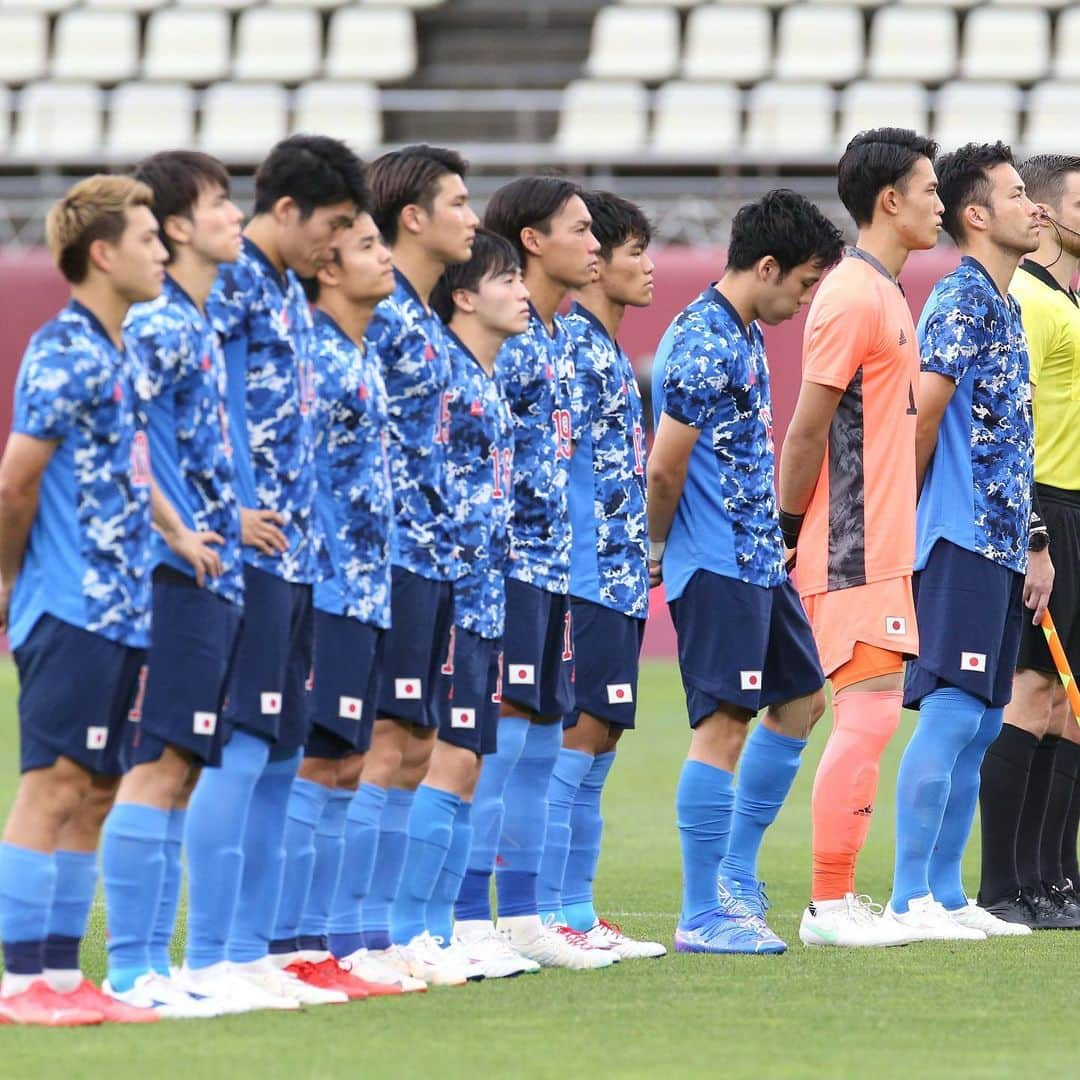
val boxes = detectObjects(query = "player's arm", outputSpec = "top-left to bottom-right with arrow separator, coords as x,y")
914,372 -> 955,495
149,480 -> 224,587
1025,488 -> 1054,625
0,433 -> 55,633
645,412 -> 700,587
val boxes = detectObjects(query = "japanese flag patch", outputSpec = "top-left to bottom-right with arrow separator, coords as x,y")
740,670 -> 762,691
395,678 -> 422,700
961,652 -> 987,673
451,708 -> 476,730
339,696 -> 363,720
260,692 -> 282,715
606,683 -> 633,705
884,616 -> 907,636
193,711 -> 217,736
508,664 -> 535,686
86,726 -> 108,750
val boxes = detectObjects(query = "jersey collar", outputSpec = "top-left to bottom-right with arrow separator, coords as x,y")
242,236 -> 287,292
845,245 -> 905,295
67,298 -> 123,354
709,285 -> 752,342
960,255 -> 1005,298
314,307 -> 363,353
570,300 -> 619,346
444,325 -> 495,378
163,273 -> 201,318
1020,258 -> 1079,308
392,267 -> 432,314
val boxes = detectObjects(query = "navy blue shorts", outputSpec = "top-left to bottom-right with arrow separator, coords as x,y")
14,614 -> 146,776
305,610 -> 384,758
438,626 -> 500,756
376,566 -> 453,729
669,570 -> 824,726
124,567 -> 242,770
565,598 -> 645,731
222,563 -> 313,752
501,577 -> 574,718
904,539 -> 1025,709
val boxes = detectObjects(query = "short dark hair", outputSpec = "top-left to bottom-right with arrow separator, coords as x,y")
726,189 -> 845,276
253,134 -> 367,219
936,141 -> 1016,242
430,228 -> 521,324
133,150 -> 231,262
837,128 -> 939,228
1019,154 -> 1080,212
367,144 -> 468,245
483,177 -> 583,264
581,190 -> 651,261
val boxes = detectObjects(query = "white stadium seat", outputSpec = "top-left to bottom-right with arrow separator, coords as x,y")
933,81 -> 1022,147
867,6 -> 957,84
0,0 -> 77,14
359,0 -> 444,6
0,12 -> 48,86
775,5 -> 863,84
746,80 -> 835,156
85,0 -> 168,12
325,7 -> 417,82
682,5 -> 771,84
199,81 -> 289,162
586,7 -> 680,82
51,10 -> 139,83
174,0 -> 258,13
990,0 -> 1070,8
838,81 -> 929,150
106,82 -> 196,160
897,0 -> 978,9
651,80 -> 739,156
1055,8 -> 1080,79
809,0 -> 884,10
15,81 -> 103,159
714,0 -> 795,9
556,79 -> 648,157
620,0 -> 699,7
1023,81 -> 1080,155
960,7 -> 1050,83
293,80 -> 381,152
233,7 -> 322,83
143,9 -> 231,83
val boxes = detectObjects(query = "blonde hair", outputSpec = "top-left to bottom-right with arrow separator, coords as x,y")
45,175 -> 154,284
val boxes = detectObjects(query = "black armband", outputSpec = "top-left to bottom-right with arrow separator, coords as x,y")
779,510 -> 805,550
1029,485 -> 1049,551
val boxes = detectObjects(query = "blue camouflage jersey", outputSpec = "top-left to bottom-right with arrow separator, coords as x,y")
565,303 -> 648,619
496,305 -> 575,595
916,256 -> 1033,574
444,330 -> 515,640
310,310 -> 393,628
126,275 -> 244,607
207,237 -> 317,584
366,269 -> 455,581
8,300 -> 153,650
651,286 -> 785,601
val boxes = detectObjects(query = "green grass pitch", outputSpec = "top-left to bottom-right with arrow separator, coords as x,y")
0,658 -> 1074,1078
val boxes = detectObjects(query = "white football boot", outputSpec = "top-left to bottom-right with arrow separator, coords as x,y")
583,919 -> 667,959
883,894 -> 987,942
174,962 -> 300,1012
382,933 -> 468,987
799,893 -> 911,948
452,924 -> 540,978
945,899 -> 1032,937
338,948 -> 427,993
498,915 -> 615,970
103,972 -> 228,1019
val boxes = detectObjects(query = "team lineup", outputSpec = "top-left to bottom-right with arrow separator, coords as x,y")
0,127 -> 1077,1025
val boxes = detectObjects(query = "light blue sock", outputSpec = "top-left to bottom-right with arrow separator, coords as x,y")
299,788 -> 350,944
329,783 -> 386,958
721,724 -> 808,886
676,759 -> 735,926
101,802 -> 169,990
563,750 -> 616,931
430,800 -> 472,943
229,744 -> 302,963
270,777 -> 332,953
151,809 -> 185,976
45,849 -> 97,973
537,748 -> 594,920
892,687 -> 986,914
930,705 -> 1005,910
184,728 -> 270,969
467,715 -> 530,875
496,720 -> 562,918
361,787 -> 414,949
391,786 -> 461,945
0,844 -> 55,975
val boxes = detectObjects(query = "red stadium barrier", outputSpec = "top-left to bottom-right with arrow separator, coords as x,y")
0,244 -> 962,657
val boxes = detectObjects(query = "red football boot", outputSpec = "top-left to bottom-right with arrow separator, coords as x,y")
0,981 -> 103,1026
313,957 -> 403,998
286,958 -> 380,1001
60,979 -> 160,1023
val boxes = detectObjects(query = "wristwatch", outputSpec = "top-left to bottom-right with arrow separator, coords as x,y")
1028,531 -> 1049,553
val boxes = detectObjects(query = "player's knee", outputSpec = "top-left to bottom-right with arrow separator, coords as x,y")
602,728 -> 622,754
298,755 -> 341,788
810,688 -> 827,728
336,752 -> 365,791
77,777 -> 121,832
14,764 -> 91,827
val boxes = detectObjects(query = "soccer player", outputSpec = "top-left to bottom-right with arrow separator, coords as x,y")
454,178 -> 612,970
0,175 -> 205,1024
535,189 -> 665,959
418,228 -> 539,978
979,154 -> 1080,928
177,136 -> 365,1007
355,146 -> 478,988
650,190 -> 840,955
886,142 -> 1042,941
778,129 -> 943,947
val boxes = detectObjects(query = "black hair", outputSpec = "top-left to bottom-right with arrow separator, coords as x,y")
837,128 -> 939,228
936,141 -> 1016,242
252,134 -> 367,219
133,150 -> 231,262
1019,154 -> 1080,211
430,228 -> 521,324
581,190 -> 651,261
367,144 -> 468,245
726,189 -> 845,275
483,176 -> 584,264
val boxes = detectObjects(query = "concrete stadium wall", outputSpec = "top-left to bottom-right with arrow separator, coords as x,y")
0,244 -> 962,657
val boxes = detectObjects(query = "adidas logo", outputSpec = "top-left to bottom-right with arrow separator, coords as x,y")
854,804 -> 874,817
898,329 -> 908,346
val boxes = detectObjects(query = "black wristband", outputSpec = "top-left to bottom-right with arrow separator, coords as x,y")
779,509 -> 804,550
1030,484 -> 1050,548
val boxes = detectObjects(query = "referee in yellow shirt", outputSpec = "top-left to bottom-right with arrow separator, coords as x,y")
978,154 -> 1080,929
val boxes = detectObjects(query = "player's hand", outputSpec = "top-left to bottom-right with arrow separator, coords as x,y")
648,557 -> 663,589
1024,547 -> 1054,625
0,582 -> 12,636
241,508 -> 287,556
168,527 -> 224,587
783,544 -> 797,575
